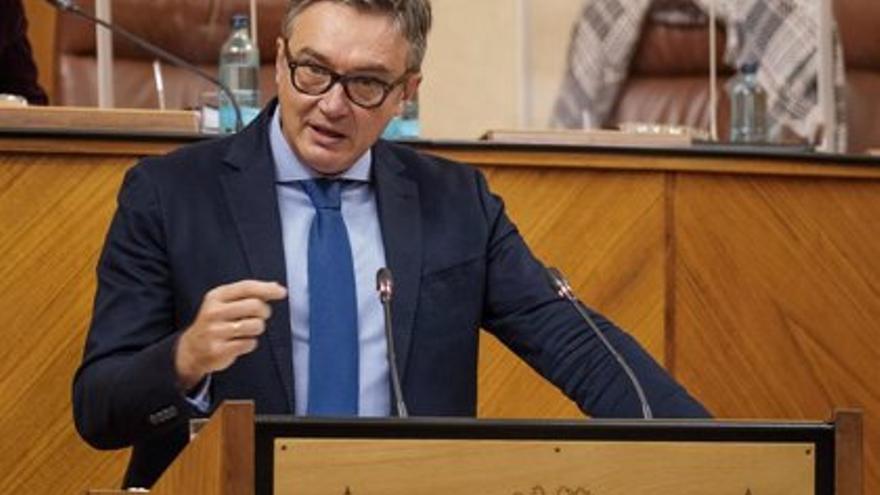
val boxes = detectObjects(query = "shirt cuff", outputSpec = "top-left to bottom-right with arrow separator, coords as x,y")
184,374 -> 212,413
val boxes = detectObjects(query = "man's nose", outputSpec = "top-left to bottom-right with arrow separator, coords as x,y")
318,82 -> 350,118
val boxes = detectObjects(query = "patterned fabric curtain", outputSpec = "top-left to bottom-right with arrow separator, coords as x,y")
550,0 -> 652,130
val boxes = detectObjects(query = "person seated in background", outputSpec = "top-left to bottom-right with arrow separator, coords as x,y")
72,0 -> 710,489
553,0 -> 847,151
0,0 -> 49,105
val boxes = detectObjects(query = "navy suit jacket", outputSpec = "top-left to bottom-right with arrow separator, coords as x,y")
73,102 -> 708,488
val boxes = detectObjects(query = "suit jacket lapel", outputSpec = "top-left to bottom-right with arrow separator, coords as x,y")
219,105 -> 295,412
373,141 -> 422,387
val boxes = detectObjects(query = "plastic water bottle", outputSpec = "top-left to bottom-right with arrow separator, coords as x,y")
382,97 -> 420,139
729,62 -> 767,143
219,14 -> 260,133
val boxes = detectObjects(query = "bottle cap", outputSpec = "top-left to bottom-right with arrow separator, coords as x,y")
740,61 -> 759,74
231,14 -> 249,29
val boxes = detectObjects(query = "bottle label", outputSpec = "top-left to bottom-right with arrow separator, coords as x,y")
219,89 -> 260,133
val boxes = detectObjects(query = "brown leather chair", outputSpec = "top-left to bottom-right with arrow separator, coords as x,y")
609,0 -> 880,153
609,6 -> 731,140
835,0 -> 880,153
53,0 -> 287,110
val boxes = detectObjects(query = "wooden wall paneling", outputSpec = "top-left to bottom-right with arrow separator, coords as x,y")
673,173 -> 880,494
0,152 -> 131,494
3,135 -> 880,492
476,166 -> 668,418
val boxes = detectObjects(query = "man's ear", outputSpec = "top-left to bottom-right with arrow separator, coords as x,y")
275,37 -> 287,85
398,73 -> 422,112
403,73 -> 422,101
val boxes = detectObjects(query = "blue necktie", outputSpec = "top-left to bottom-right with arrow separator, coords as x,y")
301,179 -> 359,415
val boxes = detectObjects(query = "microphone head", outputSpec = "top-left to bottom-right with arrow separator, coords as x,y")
376,267 -> 394,303
44,0 -> 77,11
546,266 -> 573,300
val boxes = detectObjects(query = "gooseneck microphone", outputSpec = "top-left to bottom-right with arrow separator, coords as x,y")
546,267 -> 653,419
45,0 -> 244,131
376,268 -> 408,418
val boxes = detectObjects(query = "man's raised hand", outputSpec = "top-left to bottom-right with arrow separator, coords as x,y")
174,280 -> 287,390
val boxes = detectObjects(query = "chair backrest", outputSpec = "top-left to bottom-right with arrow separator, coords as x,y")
610,0 -> 880,153
54,0 -> 287,110
609,5 -> 732,139
834,0 -> 880,153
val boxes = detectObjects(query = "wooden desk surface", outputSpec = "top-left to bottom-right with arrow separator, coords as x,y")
2,127 -> 880,176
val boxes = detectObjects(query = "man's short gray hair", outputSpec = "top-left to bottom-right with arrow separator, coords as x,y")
282,0 -> 433,71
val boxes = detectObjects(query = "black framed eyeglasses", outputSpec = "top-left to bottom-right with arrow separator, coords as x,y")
284,47 -> 410,109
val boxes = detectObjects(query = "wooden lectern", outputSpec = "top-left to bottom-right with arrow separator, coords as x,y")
89,401 -> 862,495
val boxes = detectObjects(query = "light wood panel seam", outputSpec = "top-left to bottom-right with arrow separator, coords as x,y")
664,172 -> 677,375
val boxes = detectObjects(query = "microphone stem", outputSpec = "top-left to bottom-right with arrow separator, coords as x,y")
62,4 -> 244,131
382,301 -> 408,418
567,297 -> 653,419
548,267 -> 653,419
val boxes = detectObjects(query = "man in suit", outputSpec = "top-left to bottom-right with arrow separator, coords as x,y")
73,0 -> 709,488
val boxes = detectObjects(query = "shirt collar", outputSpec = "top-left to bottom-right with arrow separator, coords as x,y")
269,107 -> 372,183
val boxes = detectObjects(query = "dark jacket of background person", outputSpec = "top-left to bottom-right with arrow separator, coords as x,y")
0,0 -> 49,104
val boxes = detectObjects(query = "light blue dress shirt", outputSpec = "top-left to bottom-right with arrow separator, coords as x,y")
269,109 -> 390,416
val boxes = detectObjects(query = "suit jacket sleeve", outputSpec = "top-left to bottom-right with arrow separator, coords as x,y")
72,164 -> 196,450
473,171 -> 709,418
